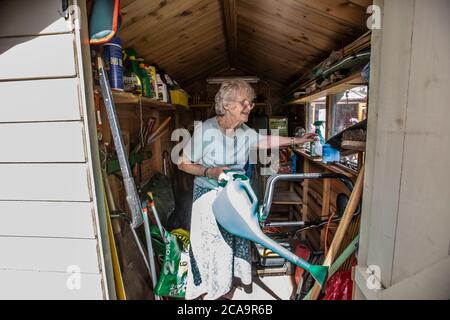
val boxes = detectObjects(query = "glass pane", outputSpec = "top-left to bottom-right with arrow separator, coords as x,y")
331,86 -> 368,137
331,86 -> 368,168
307,96 -> 326,133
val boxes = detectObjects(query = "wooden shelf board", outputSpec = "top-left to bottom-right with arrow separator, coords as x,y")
190,102 -> 267,108
294,148 -> 357,178
96,88 -> 189,111
272,190 -> 303,205
288,73 -> 367,104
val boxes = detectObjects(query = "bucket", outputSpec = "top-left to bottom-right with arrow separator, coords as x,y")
104,36 -> 123,90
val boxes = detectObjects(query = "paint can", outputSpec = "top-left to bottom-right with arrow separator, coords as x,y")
104,36 -> 123,90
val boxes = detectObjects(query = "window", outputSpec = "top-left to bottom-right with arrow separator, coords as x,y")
331,86 -> 368,137
306,96 -> 327,134
331,86 -> 368,170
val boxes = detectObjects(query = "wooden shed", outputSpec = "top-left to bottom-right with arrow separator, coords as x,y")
0,0 -> 449,301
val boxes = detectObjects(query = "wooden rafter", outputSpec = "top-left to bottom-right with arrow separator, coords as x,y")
222,0 -> 238,68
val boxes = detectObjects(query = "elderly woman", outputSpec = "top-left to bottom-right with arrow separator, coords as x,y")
178,80 -> 315,300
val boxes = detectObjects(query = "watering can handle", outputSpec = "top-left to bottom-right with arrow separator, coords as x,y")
238,181 -> 259,216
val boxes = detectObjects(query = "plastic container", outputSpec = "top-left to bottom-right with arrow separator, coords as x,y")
310,120 -> 325,156
156,74 -> 169,102
103,36 -> 123,90
144,65 -> 159,99
170,89 -> 189,107
322,143 -> 340,163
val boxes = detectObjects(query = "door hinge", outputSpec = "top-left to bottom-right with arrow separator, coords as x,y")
60,0 -> 70,20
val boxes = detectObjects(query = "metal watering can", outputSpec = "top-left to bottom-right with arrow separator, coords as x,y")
211,171 -> 328,287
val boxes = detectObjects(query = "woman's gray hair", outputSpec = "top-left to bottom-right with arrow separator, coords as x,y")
214,80 -> 256,116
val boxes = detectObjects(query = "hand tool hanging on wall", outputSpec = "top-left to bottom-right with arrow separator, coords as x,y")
97,56 -> 159,295
146,116 -> 172,143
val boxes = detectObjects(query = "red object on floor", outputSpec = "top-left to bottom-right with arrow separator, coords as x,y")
322,270 -> 353,300
294,244 -> 311,285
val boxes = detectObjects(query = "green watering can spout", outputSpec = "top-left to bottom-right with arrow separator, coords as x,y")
308,265 -> 328,288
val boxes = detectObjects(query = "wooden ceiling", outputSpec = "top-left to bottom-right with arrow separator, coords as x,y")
119,0 -> 372,88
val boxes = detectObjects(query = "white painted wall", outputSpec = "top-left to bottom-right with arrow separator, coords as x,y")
356,0 -> 450,300
0,0 -> 110,299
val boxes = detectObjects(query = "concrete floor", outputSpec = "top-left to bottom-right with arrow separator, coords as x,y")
232,275 -> 295,300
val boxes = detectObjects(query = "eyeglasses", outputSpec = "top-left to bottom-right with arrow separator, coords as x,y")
234,99 -> 255,109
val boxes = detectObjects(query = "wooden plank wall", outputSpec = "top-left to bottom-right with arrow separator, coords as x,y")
356,0 -> 450,299
117,0 -> 372,89
98,101 -> 194,213
0,0 -> 106,299
297,157 -> 356,252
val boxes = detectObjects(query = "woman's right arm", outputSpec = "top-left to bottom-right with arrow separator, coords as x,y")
177,153 -> 229,180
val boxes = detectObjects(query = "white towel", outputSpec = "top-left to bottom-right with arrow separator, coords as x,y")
185,189 -> 252,300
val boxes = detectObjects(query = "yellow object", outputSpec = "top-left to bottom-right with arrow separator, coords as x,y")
104,194 -> 127,300
170,228 -> 190,249
170,89 -> 189,108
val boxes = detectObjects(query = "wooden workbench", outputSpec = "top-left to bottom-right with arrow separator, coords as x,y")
293,148 -> 358,251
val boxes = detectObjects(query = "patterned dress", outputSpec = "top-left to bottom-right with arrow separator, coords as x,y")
186,184 -> 252,299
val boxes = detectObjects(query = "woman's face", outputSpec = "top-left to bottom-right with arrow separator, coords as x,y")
225,89 -> 255,123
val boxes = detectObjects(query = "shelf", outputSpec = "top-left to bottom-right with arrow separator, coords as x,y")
288,73 -> 367,104
341,140 -> 366,151
294,148 -> 357,178
272,190 -> 303,205
95,87 -> 188,111
190,102 -> 268,108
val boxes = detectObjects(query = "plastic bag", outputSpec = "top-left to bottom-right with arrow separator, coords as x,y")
323,270 -> 353,300
154,230 -> 189,298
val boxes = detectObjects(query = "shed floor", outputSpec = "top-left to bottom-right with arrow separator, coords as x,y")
232,275 -> 295,300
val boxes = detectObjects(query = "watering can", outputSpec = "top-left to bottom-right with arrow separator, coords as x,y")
212,171 -> 328,287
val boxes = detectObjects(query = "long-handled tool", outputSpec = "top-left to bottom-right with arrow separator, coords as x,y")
97,56 -> 159,296
299,234 -> 359,300
97,57 -> 143,229
146,192 -> 167,243
308,166 -> 365,300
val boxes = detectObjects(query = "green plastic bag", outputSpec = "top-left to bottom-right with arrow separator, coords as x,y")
154,231 -> 189,298
150,225 -> 165,264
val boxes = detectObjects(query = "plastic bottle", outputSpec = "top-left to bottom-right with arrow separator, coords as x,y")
156,73 -> 169,102
137,62 -> 153,98
310,120 -> 325,156
122,49 -> 141,94
122,49 -> 152,97
144,64 -> 159,99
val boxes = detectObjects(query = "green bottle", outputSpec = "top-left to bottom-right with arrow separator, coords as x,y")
123,49 -> 152,97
